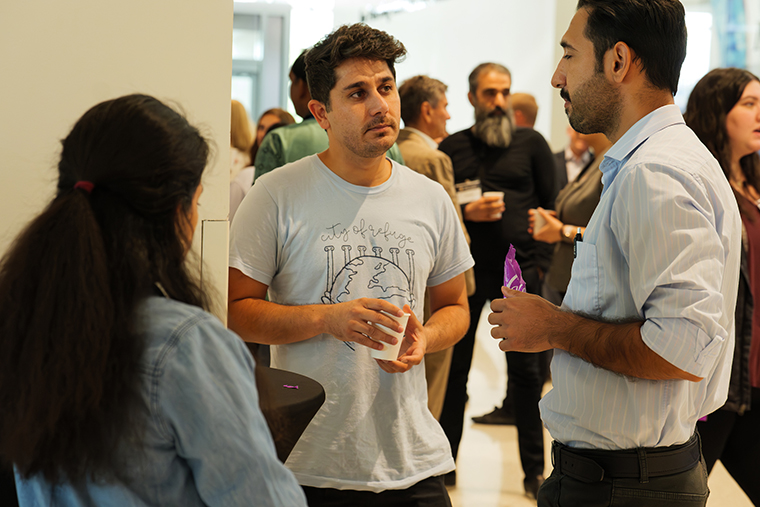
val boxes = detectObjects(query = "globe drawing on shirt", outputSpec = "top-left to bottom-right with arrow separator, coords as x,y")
322,245 -> 416,311
322,245 -> 417,351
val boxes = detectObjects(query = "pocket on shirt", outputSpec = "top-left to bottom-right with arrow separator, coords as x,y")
569,242 -> 600,315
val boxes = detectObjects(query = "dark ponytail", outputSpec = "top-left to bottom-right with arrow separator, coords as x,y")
0,94 -> 209,483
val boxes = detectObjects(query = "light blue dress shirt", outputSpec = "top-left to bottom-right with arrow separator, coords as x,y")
540,105 -> 741,450
16,296 -> 307,507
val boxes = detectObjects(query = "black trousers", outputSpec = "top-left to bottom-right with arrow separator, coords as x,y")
439,266 -> 545,477
697,387 -> 760,505
538,438 -> 709,507
0,464 -> 18,507
302,475 -> 451,507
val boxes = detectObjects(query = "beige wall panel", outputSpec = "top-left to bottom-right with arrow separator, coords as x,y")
0,1 -> 233,316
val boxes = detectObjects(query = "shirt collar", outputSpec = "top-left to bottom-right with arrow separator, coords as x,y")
404,126 -> 438,150
600,104 -> 684,192
564,145 -> 591,164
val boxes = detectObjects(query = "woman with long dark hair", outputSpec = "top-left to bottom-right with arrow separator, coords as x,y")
0,94 -> 306,506
684,68 -> 760,505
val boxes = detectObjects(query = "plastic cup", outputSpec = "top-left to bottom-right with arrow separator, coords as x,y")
484,191 -> 505,219
369,311 -> 411,360
533,211 -> 547,234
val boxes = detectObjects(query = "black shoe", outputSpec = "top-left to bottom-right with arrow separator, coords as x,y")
471,406 -> 515,425
443,470 -> 456,487
523,475 -> 544,500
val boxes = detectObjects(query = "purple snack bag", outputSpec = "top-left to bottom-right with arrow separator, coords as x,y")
504,244 -> 526,293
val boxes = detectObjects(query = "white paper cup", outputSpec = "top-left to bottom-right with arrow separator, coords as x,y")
369,311 -> 411,360
484,191 -> 505,219
533,211 -> 547,234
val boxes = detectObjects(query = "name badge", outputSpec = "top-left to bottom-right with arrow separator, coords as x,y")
456,179 -> 482,204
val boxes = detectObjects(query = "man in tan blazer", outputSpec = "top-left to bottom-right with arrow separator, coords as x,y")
397,75 -> 475,421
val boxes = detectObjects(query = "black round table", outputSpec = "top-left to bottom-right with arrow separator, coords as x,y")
248,345 -> 325,463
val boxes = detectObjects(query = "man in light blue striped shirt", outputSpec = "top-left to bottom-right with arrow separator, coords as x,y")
488,1 -> 742,505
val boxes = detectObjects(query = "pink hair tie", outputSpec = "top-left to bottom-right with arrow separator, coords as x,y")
73,181 -> 95,193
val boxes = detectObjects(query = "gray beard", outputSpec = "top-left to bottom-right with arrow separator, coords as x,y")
472,111 -> 514,148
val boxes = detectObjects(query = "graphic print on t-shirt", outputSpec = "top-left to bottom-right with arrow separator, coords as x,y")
320,219 -> 418,313
319,219 -> 420,352
321,243 -> 416,311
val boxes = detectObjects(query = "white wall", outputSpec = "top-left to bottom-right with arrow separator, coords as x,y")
550,0 -> 578,151
334,0 -> 569,150
0,1 -> 233,318
268,0 -> 718,151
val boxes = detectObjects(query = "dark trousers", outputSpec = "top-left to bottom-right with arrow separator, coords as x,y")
439,266 -> 545,477
538,438 -> 709,507
697,387 -> 760,505
0,464 -> 18,507
302,475 -> 451,507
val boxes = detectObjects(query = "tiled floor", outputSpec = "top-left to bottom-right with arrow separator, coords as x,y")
447,305 -> 753,507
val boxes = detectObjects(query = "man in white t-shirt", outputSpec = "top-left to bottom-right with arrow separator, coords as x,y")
228,23 -> 473,507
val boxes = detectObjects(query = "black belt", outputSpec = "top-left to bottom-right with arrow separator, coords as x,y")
551,433 -> 701,483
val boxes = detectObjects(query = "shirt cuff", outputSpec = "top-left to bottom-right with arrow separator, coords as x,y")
641,317 -> 727,378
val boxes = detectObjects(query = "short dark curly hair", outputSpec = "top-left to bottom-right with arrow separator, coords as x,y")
305,23 -> 406,111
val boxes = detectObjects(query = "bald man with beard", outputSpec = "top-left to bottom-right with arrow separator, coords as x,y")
437,63 -> 556,498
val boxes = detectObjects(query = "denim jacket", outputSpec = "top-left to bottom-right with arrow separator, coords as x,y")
16,296 -> 307,507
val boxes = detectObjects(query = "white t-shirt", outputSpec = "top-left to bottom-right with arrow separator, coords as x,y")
230,146 -> 250,181
229,154 -> 474,492
230,166 -> 255,223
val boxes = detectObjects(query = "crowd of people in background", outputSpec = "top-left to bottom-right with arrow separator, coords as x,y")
1,1 -> 758,506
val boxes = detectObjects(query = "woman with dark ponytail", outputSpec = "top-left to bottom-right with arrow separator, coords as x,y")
0,94 -> 307,506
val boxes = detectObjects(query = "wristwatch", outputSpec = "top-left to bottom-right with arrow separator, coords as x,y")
561,224 -> 575,243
